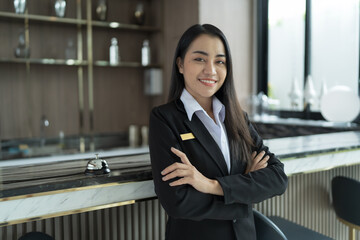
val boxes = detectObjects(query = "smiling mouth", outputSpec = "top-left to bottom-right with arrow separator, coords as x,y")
199,78 -> 217,84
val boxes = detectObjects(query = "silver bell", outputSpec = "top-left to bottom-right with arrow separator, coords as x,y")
85,154 -> 110,175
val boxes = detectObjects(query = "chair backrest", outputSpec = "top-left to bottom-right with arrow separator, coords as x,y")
18,232 -> 54,240
331,176 -> 360,226
253,209 -> 288,240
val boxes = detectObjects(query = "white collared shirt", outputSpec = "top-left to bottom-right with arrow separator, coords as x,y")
180,89 -> 231,173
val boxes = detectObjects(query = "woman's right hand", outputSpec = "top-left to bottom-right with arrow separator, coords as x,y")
245,151 -> 269,174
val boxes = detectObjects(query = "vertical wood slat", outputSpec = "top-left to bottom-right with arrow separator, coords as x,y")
254,164 -> 360,240
1,165 -> 360,240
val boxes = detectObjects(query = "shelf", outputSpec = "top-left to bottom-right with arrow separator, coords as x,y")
0,58 -> 162,68
0,11 -> 86,25
91,20 -> 160,32
0,58 -> 88,66
0,11 -> 160,32
94,60 -> 161,68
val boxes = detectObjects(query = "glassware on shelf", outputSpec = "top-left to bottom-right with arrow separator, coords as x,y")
141,39 -> 150,66
54,0 -> 66,18
109,38 -> 119,65
14,0 -> 27,14
304,75 -> 317,108
14,30 -> 30,58
65,38 -> 76,60
288,77 -> 302,110
96,0 -> 107,21
134,2 -> 145,25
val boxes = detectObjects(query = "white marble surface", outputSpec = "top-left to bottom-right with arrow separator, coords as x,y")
251,115 -> 359,128
265,131 -> 360,175
0,180 -> 155,224
283,148 -> 360,175
265,131 -> 360,157
1,131 -> 360,225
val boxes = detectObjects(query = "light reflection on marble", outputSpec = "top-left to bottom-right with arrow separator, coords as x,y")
0,180 -> 155,224
264,131 -> 360,157
283,148 -> 360,176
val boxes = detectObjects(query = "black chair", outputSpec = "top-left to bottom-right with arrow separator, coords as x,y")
18,232 -> 54,240
332,176 -> 360,240
269,216 -> 333,240
253,209 -> 287,240
254,209 -> 333,240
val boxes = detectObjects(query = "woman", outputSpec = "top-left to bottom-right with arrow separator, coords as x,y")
149,24 -> 287,240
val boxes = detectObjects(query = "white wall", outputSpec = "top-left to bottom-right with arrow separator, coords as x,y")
199,0 -> 254,107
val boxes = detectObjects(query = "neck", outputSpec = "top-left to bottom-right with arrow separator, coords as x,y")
196,97 -> 212,113
196,97 -> 215,121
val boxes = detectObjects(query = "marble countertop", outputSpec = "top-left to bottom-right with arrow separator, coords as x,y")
251,115 -> 359,128
1,131 -> 360,201
1,131 -> 360,225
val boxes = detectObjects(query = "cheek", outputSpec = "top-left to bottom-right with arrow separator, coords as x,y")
219,68 -> 227,81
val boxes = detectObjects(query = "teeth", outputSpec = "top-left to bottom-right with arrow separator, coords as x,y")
200,79 -> 216,84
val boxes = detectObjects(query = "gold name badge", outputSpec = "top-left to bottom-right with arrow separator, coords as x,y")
180,133 -> 195,141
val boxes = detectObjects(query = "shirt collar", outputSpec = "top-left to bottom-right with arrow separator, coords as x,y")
180,89 -> 225,122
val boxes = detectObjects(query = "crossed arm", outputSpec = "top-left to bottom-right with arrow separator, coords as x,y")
161,147 -> 270,196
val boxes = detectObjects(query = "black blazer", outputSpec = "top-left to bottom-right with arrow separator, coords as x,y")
149,99 -> 288,240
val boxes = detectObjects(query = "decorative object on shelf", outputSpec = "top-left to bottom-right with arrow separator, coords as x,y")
141,125 -> 149,146
14,29 -> 30,58
318,79 -> 327,108
141,39 -> 150,66
144,68 -> 163,95
134,2 -> 145,25
129,125 -> 140,147
85,153 -> 110,175
109,37 -> 119,65
65,38 -> 76,59
96,0 -> 107,21
256,91 -> 269,118
303,75 -> 317,108
54,0 -> 66,18
320,85 -> 360,123
288,77 -> 302,110
13,0 -> 27,14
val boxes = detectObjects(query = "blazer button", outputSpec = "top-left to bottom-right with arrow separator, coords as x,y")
233,219 -> 237,223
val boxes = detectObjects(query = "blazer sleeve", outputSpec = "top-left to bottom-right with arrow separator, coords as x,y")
216,115 -> 288,205
149,107 -> 249,221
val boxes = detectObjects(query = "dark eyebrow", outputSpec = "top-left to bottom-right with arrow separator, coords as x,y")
192,50 -> 226,58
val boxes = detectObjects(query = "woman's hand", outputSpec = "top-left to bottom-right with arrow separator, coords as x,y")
245,151 -> 269,174
161,147 -> 224,196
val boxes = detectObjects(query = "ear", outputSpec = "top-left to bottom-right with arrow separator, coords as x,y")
176,57 -> 184,74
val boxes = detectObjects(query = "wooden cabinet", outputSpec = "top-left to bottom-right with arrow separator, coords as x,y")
0,0 -> 163,142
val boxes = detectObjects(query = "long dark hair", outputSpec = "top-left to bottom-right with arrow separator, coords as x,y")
168,24 -> 254,166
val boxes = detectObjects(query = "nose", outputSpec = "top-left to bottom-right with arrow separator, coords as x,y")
203,61 -> 216,75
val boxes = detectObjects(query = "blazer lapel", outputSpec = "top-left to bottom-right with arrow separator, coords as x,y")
184,116 -> 228,176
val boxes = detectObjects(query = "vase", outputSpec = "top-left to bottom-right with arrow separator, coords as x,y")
96,0 -> 107,21
14,0 -> 27,14
14,30 -> 30,58
134,2 -> 145,25
54,0 -> 66,18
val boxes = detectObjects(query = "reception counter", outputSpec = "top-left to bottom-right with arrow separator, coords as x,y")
1,131 -> 360,238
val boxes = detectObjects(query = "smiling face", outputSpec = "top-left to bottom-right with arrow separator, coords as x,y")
177,34 -> 227,107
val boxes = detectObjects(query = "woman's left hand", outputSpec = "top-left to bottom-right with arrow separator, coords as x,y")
161,147 -> 224,196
